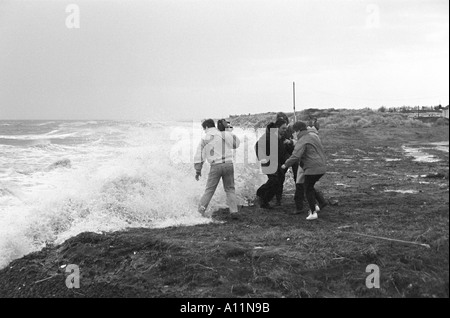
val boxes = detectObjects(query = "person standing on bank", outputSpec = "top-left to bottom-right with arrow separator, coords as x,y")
274,112 -> 297,206
295,119 -> 328,213
255,118 -> 289,209
194,119 -> 240,217
281,121 -> 326,220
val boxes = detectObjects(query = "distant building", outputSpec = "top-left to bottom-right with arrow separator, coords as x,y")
405,109 -> 445,119
442,106 -> 449,119
406,112 -> 419,118
420,112 -> 442,118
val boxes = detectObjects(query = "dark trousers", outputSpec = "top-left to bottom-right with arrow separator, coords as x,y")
275,163 -> 298,202
294,174 -> 325,211
257,168 -> 284,204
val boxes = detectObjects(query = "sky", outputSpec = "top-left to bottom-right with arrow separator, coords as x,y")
0,0 -> 448,121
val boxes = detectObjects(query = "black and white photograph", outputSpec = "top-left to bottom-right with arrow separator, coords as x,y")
0,0 -> 448,301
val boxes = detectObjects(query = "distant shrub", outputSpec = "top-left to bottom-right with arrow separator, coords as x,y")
357,118 -> 371,128
435,118 -> 449,126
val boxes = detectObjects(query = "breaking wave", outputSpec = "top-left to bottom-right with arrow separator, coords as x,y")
0,122 -> 270,269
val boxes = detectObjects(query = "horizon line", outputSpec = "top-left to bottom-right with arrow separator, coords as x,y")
1,105 -> 448,122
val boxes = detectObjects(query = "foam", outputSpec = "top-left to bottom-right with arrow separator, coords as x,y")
0,123 -> 269,269
0,132 -> 77,140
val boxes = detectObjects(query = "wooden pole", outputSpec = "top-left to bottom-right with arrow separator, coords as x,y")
341,231 -> 431,248
293,82 -> 297,122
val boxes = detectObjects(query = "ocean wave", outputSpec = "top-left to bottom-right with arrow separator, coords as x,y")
0,187 -> 15,197
29,139 -> 53,147
13,157 -> 73,175
59,121 -> 99,128
0,183 -> 25,201
0,138 -> 52,147
0,124 -> 268,270
35,122 -> 56,126
0,157 -> 209,269
45,159 -> 72,171
89,138 -> 104,145
0,132 -> 77,140
44,129 -> 60,135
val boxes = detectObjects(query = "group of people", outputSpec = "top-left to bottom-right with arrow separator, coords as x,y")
194,112 -> 327,221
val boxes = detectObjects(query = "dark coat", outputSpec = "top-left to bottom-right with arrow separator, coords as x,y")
255,123 -> 289,174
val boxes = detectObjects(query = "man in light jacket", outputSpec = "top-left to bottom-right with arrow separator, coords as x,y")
282,121 -> 326,220
194,119 -> 240,216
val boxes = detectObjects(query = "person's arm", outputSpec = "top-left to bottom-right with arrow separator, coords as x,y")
284,138 -> 295,154
232,133 -> 240,149
194,138 -> 205,179
224,131 -> 240,149
283,141 -> 306,169
314,120 -> 320,131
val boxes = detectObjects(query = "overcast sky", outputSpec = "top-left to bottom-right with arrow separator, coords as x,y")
0,0 -> 448,121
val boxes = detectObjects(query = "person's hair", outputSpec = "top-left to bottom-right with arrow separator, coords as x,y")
309,118 -> 320,131
201,119 -> 215,129
217,119 -> 227,131
292,121 -> 307,132
266,122 -> 276,129
276,112 -> 289,124
274,118 -> 287,128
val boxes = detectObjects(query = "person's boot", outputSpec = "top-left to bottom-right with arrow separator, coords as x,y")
261,201 -> 273,209
275,195 -> 282,206
258,195 -> 272,209
198,206 -> 207,217
315,190 -> 328,210
293,184 -> 306,214
292,202 -> 305,214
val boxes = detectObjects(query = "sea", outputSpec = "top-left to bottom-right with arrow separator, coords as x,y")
0,120 -> 268,269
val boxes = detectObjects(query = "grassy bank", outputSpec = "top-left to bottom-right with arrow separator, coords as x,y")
228,108 -> 449,129
0,121 -> 448,298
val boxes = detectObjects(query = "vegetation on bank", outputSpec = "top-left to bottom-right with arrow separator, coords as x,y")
228,108 -> 449,129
